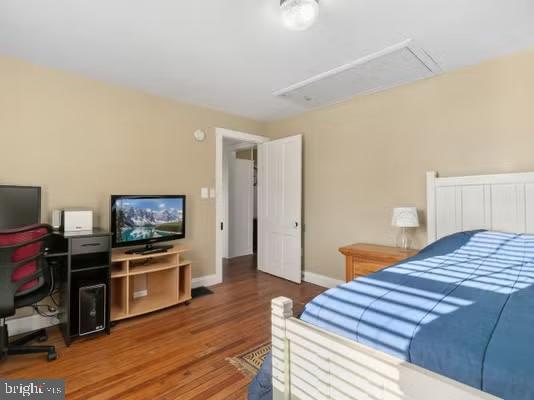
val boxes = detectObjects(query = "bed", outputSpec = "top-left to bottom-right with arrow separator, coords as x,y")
251,171 -> 534,400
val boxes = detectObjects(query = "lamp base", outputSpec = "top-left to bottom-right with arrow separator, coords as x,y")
396,227 -> 412,250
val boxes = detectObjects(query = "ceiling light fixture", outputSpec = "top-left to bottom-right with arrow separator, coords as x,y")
280,0 -> 319,31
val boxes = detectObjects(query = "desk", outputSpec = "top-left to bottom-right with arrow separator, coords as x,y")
46,229 -> 112,346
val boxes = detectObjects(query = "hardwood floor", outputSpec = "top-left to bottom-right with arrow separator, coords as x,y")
0,256 -> 325,399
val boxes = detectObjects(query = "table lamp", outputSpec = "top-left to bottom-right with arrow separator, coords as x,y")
392,207 -> 419,249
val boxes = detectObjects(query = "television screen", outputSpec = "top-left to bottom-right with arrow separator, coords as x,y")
111,195 -> 185,248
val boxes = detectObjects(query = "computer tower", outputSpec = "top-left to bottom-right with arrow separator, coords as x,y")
79,284 -> 106,336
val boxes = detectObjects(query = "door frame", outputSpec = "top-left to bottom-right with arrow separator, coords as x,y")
215,128 -> 269,284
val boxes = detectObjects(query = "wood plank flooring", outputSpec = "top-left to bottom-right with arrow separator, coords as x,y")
0,256 -> 325,399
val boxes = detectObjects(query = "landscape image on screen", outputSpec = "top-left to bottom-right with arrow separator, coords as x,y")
115,198 -> 184,243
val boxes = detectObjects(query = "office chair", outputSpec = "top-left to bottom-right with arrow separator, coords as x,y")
0,224 -> 57,361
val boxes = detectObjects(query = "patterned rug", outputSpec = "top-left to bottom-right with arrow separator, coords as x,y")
227,342 -> 271,377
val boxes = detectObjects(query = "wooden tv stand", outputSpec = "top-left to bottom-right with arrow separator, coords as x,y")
110,244 -> 192,321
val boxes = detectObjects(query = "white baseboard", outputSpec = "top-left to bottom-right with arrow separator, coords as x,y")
303,271 -> 344,289
192,274 -> 221,289
6,314 -> 60,337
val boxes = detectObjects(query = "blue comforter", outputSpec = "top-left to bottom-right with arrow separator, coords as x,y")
249,231 -> 534,400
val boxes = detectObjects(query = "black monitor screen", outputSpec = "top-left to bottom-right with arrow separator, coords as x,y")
0,185 -> 41,229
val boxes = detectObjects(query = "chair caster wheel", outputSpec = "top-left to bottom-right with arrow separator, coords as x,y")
47,352 -> 58,361
38,335 -> 48,342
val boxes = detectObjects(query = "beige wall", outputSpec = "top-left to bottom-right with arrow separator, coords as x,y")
0,56 -> 265,279
266,48 -> 534,281
3,48 -> 534,285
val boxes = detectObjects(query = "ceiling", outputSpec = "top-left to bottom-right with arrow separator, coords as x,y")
1,0 -> 533,121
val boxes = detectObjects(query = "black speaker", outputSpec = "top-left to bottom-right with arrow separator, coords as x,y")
79,284 -> 106,336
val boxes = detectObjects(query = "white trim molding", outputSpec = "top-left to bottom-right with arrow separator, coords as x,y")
215,127 -> 270,285
303,271 -> 344,289
192,274 -> 220,289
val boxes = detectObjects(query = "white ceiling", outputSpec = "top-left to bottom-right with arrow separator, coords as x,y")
1,0 -> 533,121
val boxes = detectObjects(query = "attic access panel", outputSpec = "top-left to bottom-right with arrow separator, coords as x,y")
274,40 -> 441,108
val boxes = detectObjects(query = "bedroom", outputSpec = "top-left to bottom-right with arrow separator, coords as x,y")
1,1 -> 534,399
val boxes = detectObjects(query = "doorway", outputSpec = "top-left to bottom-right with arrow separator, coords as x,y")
215,128 -> 269,284
227,144 -> 256,259
215,128 -> 303,285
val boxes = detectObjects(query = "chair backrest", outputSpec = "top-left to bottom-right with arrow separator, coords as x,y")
0,224 -> 52,317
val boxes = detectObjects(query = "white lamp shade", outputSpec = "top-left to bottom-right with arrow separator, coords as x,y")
392,207 -> 419,228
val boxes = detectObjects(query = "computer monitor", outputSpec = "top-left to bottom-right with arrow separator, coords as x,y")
0,185 -> 41,229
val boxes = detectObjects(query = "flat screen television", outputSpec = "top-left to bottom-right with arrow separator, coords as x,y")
110,195 -> 185,253
0,185 -> 41,229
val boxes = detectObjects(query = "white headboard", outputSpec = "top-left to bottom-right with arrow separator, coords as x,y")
427,171 -> 534,244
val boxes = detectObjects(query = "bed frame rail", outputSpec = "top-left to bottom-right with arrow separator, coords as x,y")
272,297 -> 500,400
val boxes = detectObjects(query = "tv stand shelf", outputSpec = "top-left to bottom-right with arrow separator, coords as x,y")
110,244 -> 191,321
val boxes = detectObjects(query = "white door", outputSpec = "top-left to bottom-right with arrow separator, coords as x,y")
258,135 -> 302,283
228,154 -> 254,258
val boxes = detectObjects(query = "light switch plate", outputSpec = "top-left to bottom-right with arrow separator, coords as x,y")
201,187 -> 209,199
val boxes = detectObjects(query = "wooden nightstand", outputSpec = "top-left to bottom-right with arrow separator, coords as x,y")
339,243 -> 418,282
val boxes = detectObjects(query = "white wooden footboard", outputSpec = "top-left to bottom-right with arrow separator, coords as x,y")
271,297 -> 501,400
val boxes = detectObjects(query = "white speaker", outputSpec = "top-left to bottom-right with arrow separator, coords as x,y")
51,210 -> 62,229
62,210 -> 93,232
